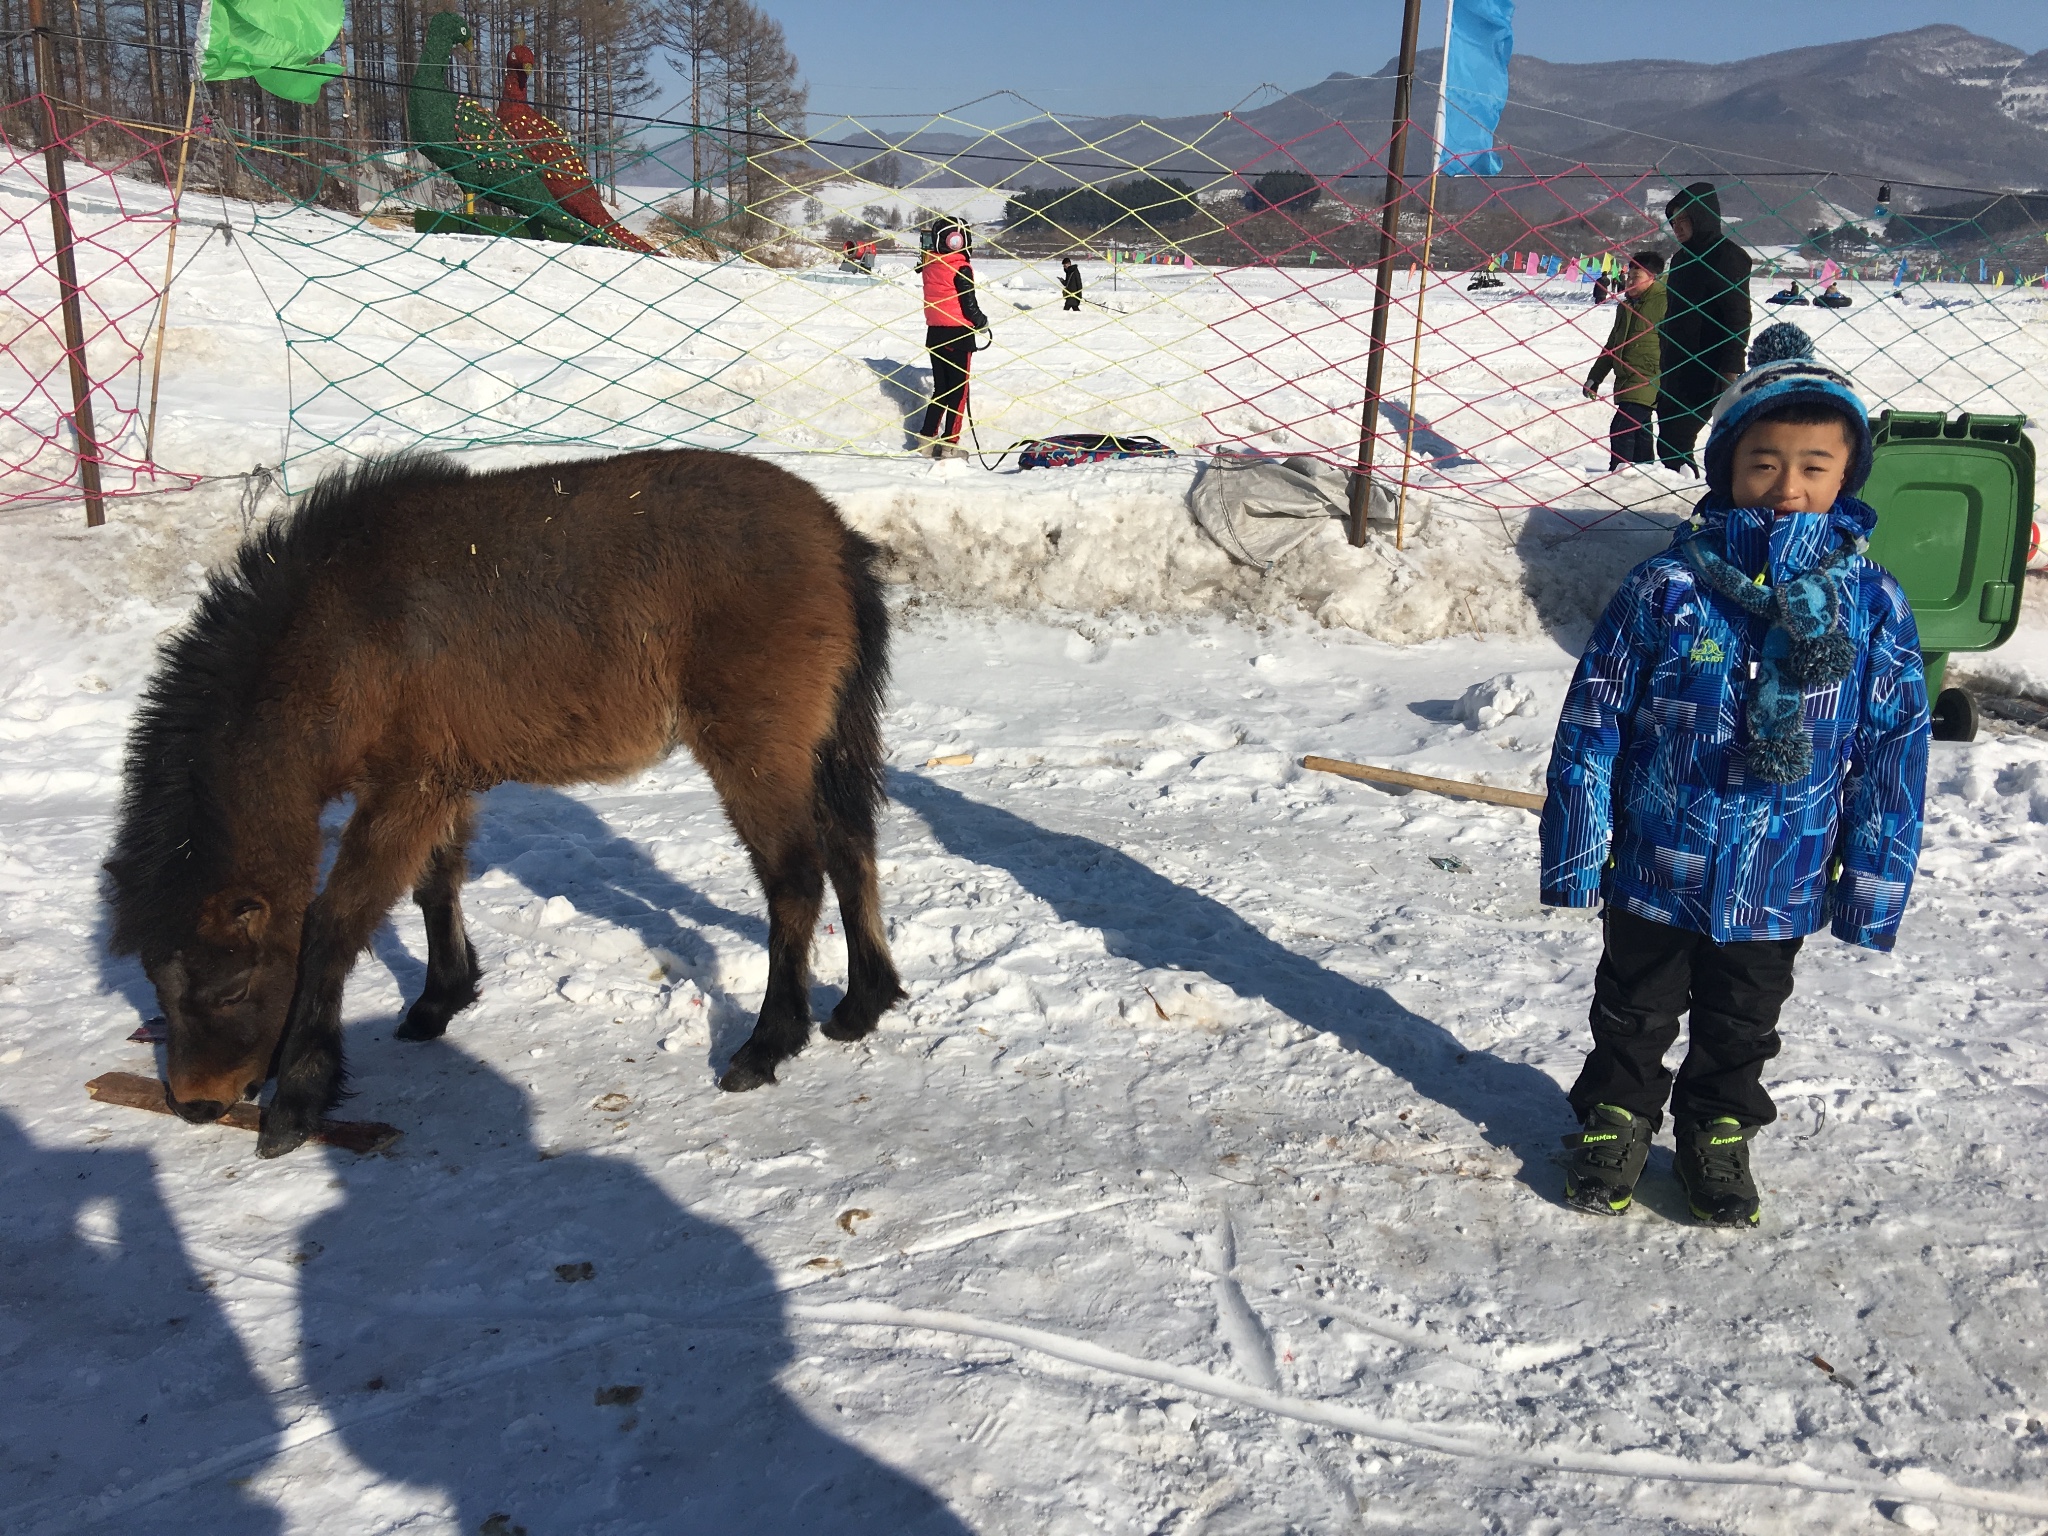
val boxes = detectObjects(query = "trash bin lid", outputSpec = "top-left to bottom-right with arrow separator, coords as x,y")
1863,410 -> 2035,654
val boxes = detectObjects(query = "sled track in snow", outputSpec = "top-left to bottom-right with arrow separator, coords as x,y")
792,1300 -> 2048,1519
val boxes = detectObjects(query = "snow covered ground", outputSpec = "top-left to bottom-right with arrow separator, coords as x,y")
2,471 -> 2047,1533
6,158 -> 2048,1536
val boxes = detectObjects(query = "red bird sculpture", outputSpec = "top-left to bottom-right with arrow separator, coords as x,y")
497,43 -> 660,255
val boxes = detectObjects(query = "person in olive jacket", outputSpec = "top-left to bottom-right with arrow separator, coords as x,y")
1584,250 -> 1667,468
1658,182 -> 1753,473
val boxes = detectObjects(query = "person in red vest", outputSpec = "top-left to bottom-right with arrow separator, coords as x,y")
917,217 -> 988,458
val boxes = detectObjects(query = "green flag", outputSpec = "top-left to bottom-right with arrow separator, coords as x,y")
196,0 -> 344,104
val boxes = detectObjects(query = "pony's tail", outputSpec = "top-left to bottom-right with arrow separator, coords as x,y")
814,528 -> 891,833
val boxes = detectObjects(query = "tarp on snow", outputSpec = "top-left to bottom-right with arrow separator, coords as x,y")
1189,454 -> 1428,571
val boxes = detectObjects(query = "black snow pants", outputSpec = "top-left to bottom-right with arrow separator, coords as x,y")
1655,363 -> 1723,471
1608,401 -> 1653,468
920,325 -> 978,444
1567,907 -> 1801,1130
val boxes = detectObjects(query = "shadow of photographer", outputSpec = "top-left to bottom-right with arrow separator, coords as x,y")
293,1048 -> 969,1533
0,1110 -> 285,1535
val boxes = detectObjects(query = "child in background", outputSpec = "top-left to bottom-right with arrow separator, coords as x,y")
1584,251 -> 1667,469
1542,322 -> 1930,1226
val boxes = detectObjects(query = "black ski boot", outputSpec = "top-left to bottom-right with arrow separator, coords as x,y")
1676,1117 -> 1761,1227
1563,1103 -> 1653,1214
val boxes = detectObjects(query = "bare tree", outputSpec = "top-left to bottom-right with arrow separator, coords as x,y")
652,0 -> 730,223
716,0 -> 804,231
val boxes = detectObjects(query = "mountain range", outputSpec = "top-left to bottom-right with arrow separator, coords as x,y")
865,27 -> 2048,205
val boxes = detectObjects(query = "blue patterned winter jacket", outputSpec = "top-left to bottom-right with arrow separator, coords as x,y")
1539,496 -> 1929,949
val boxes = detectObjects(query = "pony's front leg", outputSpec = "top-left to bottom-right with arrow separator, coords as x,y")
258,787 -> 466,1158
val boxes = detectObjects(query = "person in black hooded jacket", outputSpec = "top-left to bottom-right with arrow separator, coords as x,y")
1657,182 -> 1753,473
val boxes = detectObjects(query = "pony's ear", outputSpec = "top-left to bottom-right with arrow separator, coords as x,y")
198,893 -> 270,946
228,898 -> 270,942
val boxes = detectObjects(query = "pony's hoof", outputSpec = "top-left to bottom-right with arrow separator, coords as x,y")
717,1059 -> 778,1092
394,1006 -> 452,1041
823,981 -> 904,1041
396,982 -> 477,1041
820,1009 -> 875,1043
255,1112 -> 312,1159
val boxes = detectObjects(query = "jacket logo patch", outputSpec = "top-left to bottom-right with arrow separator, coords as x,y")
1688,637 -> 1725,664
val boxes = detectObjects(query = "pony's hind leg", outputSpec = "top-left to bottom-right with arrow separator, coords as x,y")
694,740 -> 829,1092
819,808 -> 904,1043
395,799 -> 483,1042
717,826 -> 826,1092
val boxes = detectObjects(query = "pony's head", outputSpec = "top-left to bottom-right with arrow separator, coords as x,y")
125,886 -> 302,1121
104,516 -> 321,1123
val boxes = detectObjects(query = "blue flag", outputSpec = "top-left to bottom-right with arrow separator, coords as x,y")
1438,0 -> 1514,176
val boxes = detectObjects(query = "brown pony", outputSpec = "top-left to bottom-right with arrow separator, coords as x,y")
104,449 -> 904,1158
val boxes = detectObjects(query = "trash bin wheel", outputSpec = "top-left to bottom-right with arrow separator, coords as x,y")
1931,686 -> 1979,743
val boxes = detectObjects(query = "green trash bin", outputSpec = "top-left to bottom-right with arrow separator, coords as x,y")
1862,409 -> 2036,741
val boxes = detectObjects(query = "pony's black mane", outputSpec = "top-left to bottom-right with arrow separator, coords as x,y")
104,452 -> 471,960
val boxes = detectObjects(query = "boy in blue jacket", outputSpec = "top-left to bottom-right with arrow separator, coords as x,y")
1540,322 -> 1929,1226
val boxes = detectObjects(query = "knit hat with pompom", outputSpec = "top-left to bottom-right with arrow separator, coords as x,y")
1702,321 -> 1873,500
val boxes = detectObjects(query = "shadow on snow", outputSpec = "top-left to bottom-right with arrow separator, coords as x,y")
0,1109 -> 285,1535
898,773 -> 1568,1189
291,1051 -> 970,1534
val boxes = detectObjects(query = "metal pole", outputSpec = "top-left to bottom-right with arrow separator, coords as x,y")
1430,0 -> 1455,160
143,79 -> 199,466
1345,0 -> 1425,546
1394,0 -> 1458,551
29,0 -> 105,527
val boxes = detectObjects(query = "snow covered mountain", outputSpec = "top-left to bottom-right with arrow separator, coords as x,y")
1492,26 -> 2048,192
887,28 -> 2048,200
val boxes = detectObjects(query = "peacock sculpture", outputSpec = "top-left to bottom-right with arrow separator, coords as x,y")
405,11 -> 653,253
498,44 -> 659,254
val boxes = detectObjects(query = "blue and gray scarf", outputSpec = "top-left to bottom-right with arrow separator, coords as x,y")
1679,531 -> 1862,783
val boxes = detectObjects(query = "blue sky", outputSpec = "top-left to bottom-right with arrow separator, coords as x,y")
646,1 -> 2048,123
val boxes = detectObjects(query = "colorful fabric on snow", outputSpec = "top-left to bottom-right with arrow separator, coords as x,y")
1539,495 -> 1929,950
1016,434 -> 1176,469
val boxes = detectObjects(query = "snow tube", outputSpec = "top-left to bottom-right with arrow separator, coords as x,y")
1766,289 -> 1810,306
1815,291 -> 1852,308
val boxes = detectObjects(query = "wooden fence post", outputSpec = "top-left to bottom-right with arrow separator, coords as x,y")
28,0 -> 105,526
